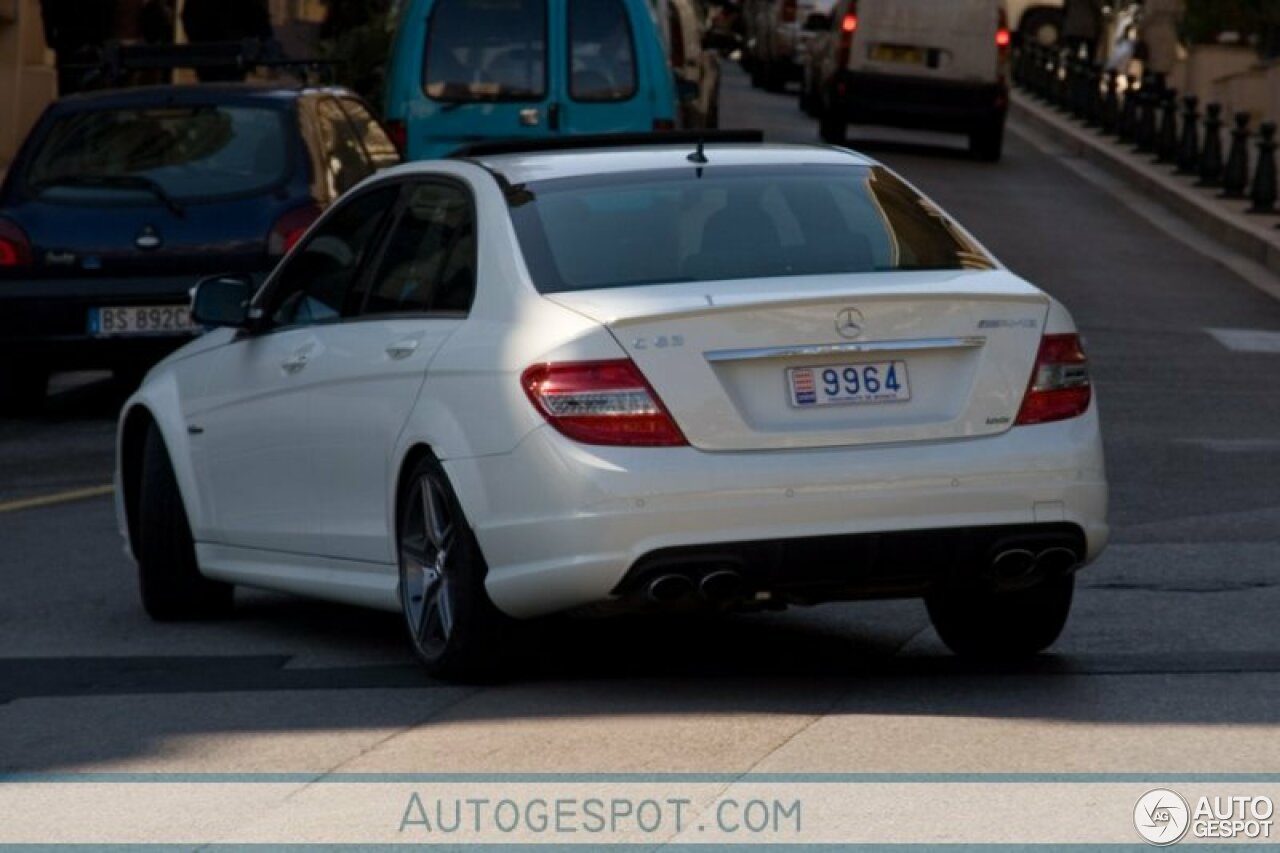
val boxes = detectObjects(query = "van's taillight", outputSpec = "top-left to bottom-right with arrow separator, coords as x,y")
385,119 -> 408,153
0,219 -> 32,268
781,0 -> 798,23
268,205 -> 322,256
522,360 -> 687,447
653,118 -> 676,131
837,5 -> 858,66
1016,334 -> 1092,426
996,9 -> 1012,53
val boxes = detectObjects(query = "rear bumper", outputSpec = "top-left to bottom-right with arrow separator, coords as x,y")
0,275 -> 205,371
444,407 -> 1108,619
832,71 -> 1008,131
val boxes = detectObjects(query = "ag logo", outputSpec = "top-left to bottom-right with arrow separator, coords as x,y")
1135,789 -> 1190,846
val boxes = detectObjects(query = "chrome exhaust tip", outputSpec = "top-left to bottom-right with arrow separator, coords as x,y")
647,574 -> 694,603
1035,546 -> 1080,575
699,570 -> 746,603
990,548 -> 1037,580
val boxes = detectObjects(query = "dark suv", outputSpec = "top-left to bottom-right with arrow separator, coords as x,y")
0,83 -> 400,412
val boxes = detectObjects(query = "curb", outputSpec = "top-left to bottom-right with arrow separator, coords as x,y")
1011,90 -> 1280,280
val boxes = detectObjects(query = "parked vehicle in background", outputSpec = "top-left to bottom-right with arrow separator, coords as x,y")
798,2 -> 838,115
0,83 -> 399,413
384,0 -> 677,160
1006,0 -> 1065,46
117,134 -> 1107,681
752,0 -> 836,92
811,0 -> 1012,161
655,0 -> 723,128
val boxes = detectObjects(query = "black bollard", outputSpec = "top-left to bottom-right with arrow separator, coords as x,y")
1197,103 -> 1225,187
1175,95 -> 1201,175
1154,87 -> 1180,164
1248,122 -> 1278,214
1135,75 -> 1160,153
1102,70 -> 1121,135
1086,65 -> 1105,127
1220,112 -> 1252,200
1118,78 -> 1139,142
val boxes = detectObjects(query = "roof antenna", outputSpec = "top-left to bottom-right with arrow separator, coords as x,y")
687,136 -> 708,165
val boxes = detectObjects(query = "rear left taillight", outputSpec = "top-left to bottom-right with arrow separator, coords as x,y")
1016,334 -> 1092,426
0,218 -> 33,268
996,9 -> 1012,56
652,118 -> 676,131
837,5 -> 858,67
268,204 -> 322,257
522,359 -> 687,447
385,119 -> 408,153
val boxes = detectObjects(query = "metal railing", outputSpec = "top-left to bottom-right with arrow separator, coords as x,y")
1013,43 -> 1280,220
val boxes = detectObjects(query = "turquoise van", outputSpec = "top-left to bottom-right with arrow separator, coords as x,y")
384,0 -> 679,160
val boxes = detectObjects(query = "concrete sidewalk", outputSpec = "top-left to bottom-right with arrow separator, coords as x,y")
1011,90 -> 1280,279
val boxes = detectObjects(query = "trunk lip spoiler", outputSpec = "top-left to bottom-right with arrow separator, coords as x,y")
704,336 -> 987,363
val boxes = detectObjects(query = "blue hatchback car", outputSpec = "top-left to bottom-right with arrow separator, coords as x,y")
384,0 -> 678,160
0,83 -> 399,411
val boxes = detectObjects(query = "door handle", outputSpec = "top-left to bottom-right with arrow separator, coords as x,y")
386,339 -> 420,360
281,352 -> 310,374
519,108 -> 541,127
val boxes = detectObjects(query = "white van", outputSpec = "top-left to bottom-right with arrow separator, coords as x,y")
812,0 -> 1012,160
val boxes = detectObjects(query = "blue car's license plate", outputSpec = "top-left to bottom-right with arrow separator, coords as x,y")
89,305 -> 196,337
788,361 -> 911,407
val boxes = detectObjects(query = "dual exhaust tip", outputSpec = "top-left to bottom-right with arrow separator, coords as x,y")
647,569 -> 744,604
989,546 -> 1080,581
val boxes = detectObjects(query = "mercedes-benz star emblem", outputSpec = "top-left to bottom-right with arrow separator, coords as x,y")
835,308 -> 864,340
135,226 -> 162,251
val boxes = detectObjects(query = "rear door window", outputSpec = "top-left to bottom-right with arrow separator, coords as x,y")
568,0 -> 639,102
363,182 -> 477,316
424,0 -> 547,102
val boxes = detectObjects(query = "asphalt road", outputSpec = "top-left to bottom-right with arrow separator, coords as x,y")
2,68 -> 1279,841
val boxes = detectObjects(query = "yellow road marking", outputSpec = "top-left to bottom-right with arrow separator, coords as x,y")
0,485 -> 115,514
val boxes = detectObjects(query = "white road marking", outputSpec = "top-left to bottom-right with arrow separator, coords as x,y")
1208,327 -> 1280,353
1176,438 -> 1280,453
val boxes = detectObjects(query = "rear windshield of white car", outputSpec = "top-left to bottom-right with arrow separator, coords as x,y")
25,105 -> 290,203
506,165 -> 996,293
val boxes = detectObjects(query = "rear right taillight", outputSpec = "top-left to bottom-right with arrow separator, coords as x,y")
522,359 -> 687,447
268,204 -> 322,257
0,218 -> 33,268
1016,334 -> 1092,426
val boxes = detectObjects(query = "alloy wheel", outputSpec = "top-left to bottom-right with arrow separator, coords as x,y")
400,474 -> 456,660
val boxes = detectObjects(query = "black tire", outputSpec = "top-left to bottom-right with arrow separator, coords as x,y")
0,368 -> 48,416
397,455 -> 512,682
819,104 -> 848,145
969,117 -> 1006,162
137,424 -> 234,620
1019,8 -> 1063,47
749,58 -> 765,88
926,574 -> 1074,659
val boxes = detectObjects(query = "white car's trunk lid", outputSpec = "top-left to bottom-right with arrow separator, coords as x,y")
547,271 -> 1049,451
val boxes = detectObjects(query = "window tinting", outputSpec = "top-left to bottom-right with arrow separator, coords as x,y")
507,165 -> 994,293
364,183 -> 476,315
270,186 -> 400,327
424,0 -> 547,102
26,106 -> 288,202
569,0 -> 638,102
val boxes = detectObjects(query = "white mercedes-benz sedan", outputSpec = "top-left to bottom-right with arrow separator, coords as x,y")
115,135 -> 1107,680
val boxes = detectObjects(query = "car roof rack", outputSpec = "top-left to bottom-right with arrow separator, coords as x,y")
68,40 -> 340,89
449,130 -> 766,159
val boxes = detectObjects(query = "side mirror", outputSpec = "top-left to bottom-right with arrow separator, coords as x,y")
804,13 -> 831,32
191,274 -> 254,329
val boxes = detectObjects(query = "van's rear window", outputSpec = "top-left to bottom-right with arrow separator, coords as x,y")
507,165 -> 996,293
424,0 -> 548,102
